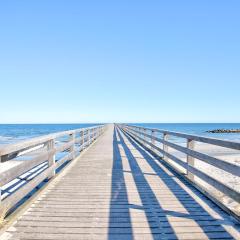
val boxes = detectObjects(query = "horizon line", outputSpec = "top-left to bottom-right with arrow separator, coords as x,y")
1,122 -> 240,124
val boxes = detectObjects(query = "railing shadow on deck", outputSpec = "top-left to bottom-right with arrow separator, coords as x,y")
109,127 -> 178,239
108,126 -> 235,239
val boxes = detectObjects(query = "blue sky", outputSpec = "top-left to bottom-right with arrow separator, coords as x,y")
0,1 -> 239,123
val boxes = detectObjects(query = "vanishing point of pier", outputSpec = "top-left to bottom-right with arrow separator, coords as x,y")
0,124 -> 240,239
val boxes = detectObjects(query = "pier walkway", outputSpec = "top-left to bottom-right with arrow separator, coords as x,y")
0,124 -> 240,239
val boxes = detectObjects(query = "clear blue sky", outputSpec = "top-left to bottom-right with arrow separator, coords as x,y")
0,1 -> 239,123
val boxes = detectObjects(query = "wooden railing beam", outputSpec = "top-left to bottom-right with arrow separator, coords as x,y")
120,124 -> 240,209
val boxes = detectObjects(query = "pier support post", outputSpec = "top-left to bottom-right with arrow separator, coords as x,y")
187,139 -> 195,181
47,139 -> 56,179
163,133 -> 169,161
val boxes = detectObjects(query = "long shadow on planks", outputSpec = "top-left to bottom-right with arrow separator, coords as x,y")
108,126 -> 235,239
108,127 -> 178,239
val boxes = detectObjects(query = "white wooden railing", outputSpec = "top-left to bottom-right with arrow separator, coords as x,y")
0,125 -> 105,212
119,124 -> 240,219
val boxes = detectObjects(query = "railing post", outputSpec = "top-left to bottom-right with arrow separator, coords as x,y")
0,155 -> 8,163
0,155 -> 2,204
140,129 -> 144,143
163,133 -> 169,161
95,128 -> 97,139
69,132 -> 76,160
96,127 -> 99,138
144,129 -> 147,143
88,129 -> 91,146
80,130 -> 84,151
187,139 -> 195,181
47,139 -> 56,179
151,130 -> 155,151
93,128 -> 96,140
91,129 -> 93,143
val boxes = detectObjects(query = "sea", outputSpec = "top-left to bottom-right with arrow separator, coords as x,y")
0,123 -> 240,146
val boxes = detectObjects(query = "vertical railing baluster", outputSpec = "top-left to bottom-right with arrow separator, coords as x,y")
187,139 -> 195,181
47,139 -> 56,179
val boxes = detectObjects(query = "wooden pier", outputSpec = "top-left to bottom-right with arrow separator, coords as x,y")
0,124 -> 240,239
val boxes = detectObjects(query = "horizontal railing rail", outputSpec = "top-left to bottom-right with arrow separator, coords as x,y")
118,124 -> 240,219
0,125 -> 105,212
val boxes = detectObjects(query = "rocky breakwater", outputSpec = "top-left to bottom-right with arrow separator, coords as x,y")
206,129 -> 240,133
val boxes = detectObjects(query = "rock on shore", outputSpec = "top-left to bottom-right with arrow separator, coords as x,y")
206,129 -> 240,133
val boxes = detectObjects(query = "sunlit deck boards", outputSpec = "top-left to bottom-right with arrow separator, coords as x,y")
1,124 -> 240,240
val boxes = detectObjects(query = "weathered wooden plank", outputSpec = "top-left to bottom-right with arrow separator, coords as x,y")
7,225 -> 230,235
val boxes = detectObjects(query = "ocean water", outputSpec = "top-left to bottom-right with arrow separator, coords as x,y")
0,123 -> 240,146
0,124 -> 99,145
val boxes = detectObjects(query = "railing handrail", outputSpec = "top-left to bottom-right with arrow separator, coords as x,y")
119,124 -> 240,220
0,124 -> 106,213
0,125 -> 104,157
124,124 -> 240,150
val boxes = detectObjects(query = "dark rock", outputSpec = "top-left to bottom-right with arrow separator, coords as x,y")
206,129 -> 240,133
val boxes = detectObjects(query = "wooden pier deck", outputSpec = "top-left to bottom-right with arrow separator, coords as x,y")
0,124 -> 240,239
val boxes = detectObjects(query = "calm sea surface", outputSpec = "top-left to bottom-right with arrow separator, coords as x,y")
0,124 -> 99,145
0,123 -> 240,145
